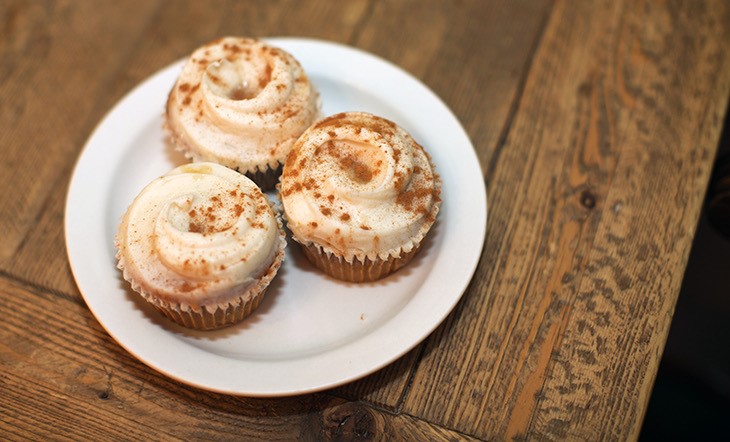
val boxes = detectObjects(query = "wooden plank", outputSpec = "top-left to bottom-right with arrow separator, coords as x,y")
353,0 -> 553,172
0,277 -> 477,441
0,0 -> 161,267
401,0 -> 730,439
525,1 -> 730,439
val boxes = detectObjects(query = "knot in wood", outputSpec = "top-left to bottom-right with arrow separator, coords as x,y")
580,189 -> 597,209
319,402 -> 378,440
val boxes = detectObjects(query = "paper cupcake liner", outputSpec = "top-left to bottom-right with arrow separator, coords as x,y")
116,202 -> 287,330
301,240 -> 423,282
241,162 -> 283,191
150,281 -> 266,330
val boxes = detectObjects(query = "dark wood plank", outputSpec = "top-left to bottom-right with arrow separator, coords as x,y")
526,1 -> 730,439
0,0 -> 161,268
401,0 -> 730,439
0,277 -> 477,441
353,0 -> 553,173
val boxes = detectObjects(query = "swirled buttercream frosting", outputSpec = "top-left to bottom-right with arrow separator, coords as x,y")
280,112 -> 441,279
165,37 -> 319,187
116,162 -> 285,329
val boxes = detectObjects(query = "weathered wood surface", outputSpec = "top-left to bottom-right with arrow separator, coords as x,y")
1,0 -> 729,440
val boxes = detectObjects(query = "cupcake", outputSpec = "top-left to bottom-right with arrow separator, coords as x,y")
115,162 -> 286,330
279,112 -> 441,282
165,37 -> 320,190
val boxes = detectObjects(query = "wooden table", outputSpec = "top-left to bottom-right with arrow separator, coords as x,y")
2,0 -> 729,440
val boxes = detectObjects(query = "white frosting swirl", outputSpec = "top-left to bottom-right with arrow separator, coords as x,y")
166,37 -> 319,174
280,112 -> 441,262
116,163 -> 283,311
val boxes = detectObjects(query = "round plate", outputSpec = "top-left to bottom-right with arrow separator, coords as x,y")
65,37 -> 487,396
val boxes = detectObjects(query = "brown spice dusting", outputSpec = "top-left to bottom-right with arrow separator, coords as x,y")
254,203 -> 266,215
285,151 -> 299,171
260,63 -> 273,88
338,154 -> 373,183
393,173 -> 403,190
396,186 -> 434,209
339,213 -> 351,221
229,87 -> 251,100
303,178 -> 316,190
314,113 -> 348,130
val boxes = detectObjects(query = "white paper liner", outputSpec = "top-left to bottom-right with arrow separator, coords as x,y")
301,238 -> 424,282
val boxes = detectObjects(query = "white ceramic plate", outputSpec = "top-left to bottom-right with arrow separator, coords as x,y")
65,38 -> 487,396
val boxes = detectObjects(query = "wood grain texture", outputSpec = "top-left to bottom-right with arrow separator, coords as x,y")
0,0 -> 161,275
0,277 -> 475,441
1,0 -> 729,439
0,0 -> 552,415
401,0 -> 730,439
